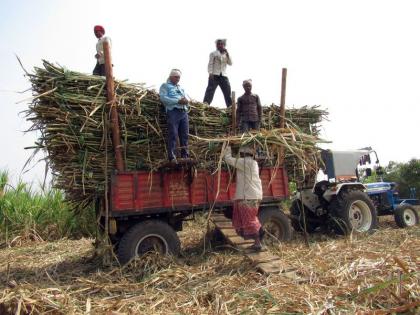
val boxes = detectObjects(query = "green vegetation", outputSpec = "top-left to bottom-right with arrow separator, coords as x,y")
384,159 -> 420,198
362,170 -> 381,184
0,170 -> 96,243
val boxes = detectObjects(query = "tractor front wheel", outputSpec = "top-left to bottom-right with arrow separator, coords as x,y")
394,204 -> 419,228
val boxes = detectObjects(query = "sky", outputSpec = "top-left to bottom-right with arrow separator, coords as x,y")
1,0 -> 419,185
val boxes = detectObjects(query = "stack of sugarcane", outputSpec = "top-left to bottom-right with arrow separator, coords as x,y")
26,61 -> 328,208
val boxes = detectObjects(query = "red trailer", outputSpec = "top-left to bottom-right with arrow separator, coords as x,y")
99,43 -> 291,263
102,164 -> 291,263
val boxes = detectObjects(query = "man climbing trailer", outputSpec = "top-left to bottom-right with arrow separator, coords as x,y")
223,145 -> 264,251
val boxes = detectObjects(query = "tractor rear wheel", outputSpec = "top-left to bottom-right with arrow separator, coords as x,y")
329,190 -> 378,235
117,220 -> 181,265
394,204 -> 419,228
258,206 -> 292,244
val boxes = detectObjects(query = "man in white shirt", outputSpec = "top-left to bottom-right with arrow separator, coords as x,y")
203,39 -> 233,107
93,25 -> 111,76
224,145 -> 265,251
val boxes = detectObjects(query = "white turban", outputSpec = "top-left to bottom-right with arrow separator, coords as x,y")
239,145 -> 255,155
169,69 -> 182,77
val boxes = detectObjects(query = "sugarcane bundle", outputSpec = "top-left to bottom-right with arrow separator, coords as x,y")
25,61 -> 327,208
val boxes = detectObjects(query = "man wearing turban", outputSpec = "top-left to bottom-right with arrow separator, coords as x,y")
224,145 -> 264,251
203,39 -> 233,107
159,69 -> 190,162
93,25 -> 112,76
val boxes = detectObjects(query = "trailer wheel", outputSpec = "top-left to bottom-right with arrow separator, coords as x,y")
394,204 -> 419,228
290,200 -> 319,233
329,190 -> 378,235
258,206 -> 292,244
117,220 -> 181,265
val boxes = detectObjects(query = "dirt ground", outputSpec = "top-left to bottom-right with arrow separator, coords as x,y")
0,216 -> 419,314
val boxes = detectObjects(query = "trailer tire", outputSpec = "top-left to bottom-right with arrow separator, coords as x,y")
394,204 -> 419,228
290,200 -> 319,233
329,190 -> 378,235
258,206 -> 292,243
117,220 -> 181,265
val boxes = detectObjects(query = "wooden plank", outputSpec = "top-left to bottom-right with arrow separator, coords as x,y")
237,243 -> 253,250
256,258 -> 296,273
257,263 -> 282,274
211,217 -> 231,223
212,216 -> 302,276
228,236 -> 254,245
244,251 -> 281,264
210,213 -> 228,219
218,229 -> 238,238
213,222 -> 235,229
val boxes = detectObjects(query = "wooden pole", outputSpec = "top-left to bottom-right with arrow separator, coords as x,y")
279,68 -> 287,165
279,68 -> 287,128
103,40 -> 125,172
231,91 -> 236,134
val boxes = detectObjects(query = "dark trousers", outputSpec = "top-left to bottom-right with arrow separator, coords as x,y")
93,63 -> 106,76
240,121 -> 260,132
167,109 -> 189,161
203,75 -> 232,107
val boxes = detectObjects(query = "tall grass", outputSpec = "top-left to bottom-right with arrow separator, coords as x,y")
0,170 -> 96,243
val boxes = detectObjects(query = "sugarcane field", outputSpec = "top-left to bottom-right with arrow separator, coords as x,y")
1,1 -> 420,314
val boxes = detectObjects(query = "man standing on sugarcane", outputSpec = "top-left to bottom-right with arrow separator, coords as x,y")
159,69 -> 190,162
203,39 -> 233,107
224,145 -> 264,251
237,79 -> 262,132
92,25 -> 111,76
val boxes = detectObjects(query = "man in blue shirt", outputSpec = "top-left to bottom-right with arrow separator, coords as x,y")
159,69 -> 190,162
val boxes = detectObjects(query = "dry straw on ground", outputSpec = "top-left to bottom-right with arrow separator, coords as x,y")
25,61 -> 328,209
0,216 -> 419,314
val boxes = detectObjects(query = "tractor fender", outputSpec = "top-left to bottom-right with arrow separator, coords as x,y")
293,189 -> 320,212
323,183 -> 366,202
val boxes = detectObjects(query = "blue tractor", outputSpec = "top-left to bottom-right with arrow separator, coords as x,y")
365,182 -> 419,228
358,147 -> 419,228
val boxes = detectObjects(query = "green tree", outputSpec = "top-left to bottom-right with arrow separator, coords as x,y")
384,159 -> 420,198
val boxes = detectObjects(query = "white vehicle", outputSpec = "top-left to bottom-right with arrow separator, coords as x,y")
290,149 -> 378,234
